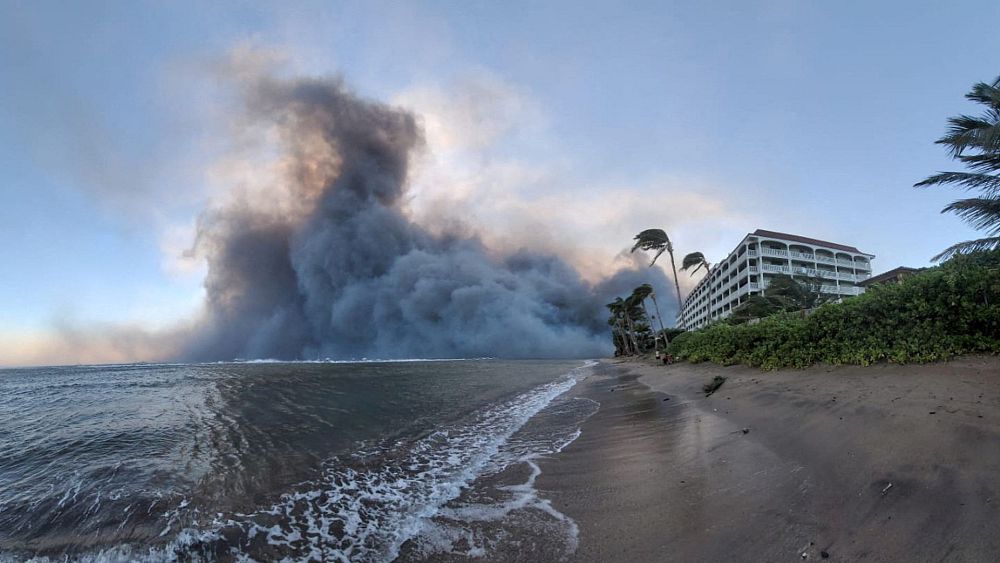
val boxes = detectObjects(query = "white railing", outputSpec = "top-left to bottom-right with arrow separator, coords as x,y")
819,285 -> 863,295
853,262 -> 871,271
749,282 -> 759,290
762,248 -> 788,257
789,251 -> 815,261
791,266 -> 848,280
748,250 -> 758,257
749,267 -> 759,274
815,255 -> 835,264
762,264 -> 790,273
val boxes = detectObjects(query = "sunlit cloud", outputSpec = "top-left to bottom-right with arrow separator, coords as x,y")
394,72 -> 758,288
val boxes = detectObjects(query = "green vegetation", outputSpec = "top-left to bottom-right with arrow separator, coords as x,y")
915,75 -> 1000,260
669,251 -> 1000,369
664,75 -> 1000,369
726,274 -> 831,325
607,283 -> 684,356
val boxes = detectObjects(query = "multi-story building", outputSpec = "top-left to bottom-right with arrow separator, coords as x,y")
677,229 -> 875,329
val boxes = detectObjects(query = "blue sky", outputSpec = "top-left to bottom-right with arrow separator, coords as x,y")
2,0 -> 998,363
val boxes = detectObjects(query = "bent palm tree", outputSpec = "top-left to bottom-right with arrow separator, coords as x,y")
680,252 -> 710,276
606,298 -> 638,355
631,229 -> 687,328
633,283 -> 667,347
915,76 -> 1000,260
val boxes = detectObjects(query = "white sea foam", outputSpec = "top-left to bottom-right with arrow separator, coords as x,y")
408,395 -> 599,560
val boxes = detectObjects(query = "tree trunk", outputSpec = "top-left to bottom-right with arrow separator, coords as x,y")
624,314 -> 640,354
614,319 -> 631,355
667,246 -> 688,329
649,293 -> 667,346
639,299 -> 652,350
615,322 -> 631,355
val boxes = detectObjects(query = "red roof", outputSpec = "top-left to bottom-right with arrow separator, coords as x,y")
752,229 -> 866,254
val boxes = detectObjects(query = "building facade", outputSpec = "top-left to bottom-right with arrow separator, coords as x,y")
677,229 -> 875,329
857,266 -> 923,288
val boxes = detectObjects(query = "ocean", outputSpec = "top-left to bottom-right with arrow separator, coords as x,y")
0,359 -> 598,562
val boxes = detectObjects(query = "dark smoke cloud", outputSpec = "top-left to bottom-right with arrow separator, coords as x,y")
182,73 -> 675,361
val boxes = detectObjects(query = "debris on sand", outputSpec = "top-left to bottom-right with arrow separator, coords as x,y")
703,376 -> 726,396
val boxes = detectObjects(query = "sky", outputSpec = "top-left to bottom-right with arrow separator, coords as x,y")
1,0 -> 998,365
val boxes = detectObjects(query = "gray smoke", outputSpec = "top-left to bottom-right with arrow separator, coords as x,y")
181,74 -> 674,361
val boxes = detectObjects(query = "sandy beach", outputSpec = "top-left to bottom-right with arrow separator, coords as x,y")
537,356 -> 1000,562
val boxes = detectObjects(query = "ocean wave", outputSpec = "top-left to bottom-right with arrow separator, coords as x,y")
2,360 -> 598,563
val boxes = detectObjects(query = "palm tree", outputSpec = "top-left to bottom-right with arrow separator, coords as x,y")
681,252 -> 710,276
915,76 -> 1000,261
631,229 -> 688,328
606,298 -> 638,355
623,294 -> 647,352
632,283 -> 667,348
726,274 -> 829,324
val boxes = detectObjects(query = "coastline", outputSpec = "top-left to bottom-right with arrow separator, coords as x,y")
536,356 -> 1000,562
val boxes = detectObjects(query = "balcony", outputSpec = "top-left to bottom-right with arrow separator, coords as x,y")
819,285 -> 864,295
748,250 -> 758,257
761,264 -> 790,273
815,255 -> 835,264
789,251 -> 815,261
761,248 -> 788,257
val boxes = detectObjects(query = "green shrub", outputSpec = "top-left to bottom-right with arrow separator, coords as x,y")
668,250 -> 1000,369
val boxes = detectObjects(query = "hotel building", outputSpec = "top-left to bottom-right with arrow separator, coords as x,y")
677,229 -> 875,329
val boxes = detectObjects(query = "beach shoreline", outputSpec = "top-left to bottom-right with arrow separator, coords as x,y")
535,356 -> 1000,562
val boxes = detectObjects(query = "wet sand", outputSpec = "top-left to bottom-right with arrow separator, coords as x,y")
537,356 -> 1000,562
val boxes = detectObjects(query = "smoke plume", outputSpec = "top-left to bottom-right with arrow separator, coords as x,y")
181,71 -> 673,361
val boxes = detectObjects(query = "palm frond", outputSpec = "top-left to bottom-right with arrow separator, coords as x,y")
964,78 -> 1000,107
932,236 -> 1000,262
914,171 -> 1000,195
680,251 -> 709,275
631,229 -> 671,266
938,114 -> 1000,157
631,283 -> 653,300
941,197 -> 1000,233
957,153 -> 1000,174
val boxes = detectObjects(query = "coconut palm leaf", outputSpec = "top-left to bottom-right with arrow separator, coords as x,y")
931,236 -> 1000,262
630,229 -> 671,266
632,283 -> 653,301
680,252 -> 709,276
916,75 -> 1000,260
914,171 -> 1000,195
942,198 -> 1000,233
938,113 -> 1000,156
